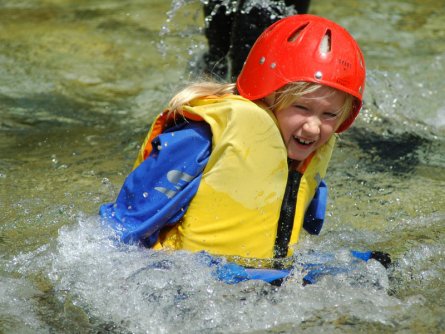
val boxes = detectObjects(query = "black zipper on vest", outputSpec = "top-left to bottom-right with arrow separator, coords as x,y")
273,168 -> 302,261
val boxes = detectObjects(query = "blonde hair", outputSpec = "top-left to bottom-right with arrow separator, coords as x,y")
167,81 -> 354,130
168,81 -> 236,115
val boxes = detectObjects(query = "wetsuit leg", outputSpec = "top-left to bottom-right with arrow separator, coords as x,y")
229,0 -> 280,81
285,0 -> 311,14
201,0 -> 234,80
228,0 -> 311,81
201,1 -> 311,81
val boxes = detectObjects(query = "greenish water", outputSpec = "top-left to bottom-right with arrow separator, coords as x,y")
1,1 -> 444,333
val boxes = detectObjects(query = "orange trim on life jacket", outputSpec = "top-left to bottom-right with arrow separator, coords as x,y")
142,110 -> 204,161
298,152 -> 315,174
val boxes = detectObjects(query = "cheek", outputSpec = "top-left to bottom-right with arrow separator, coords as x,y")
319,123 -> 337,140
276,112 -> 301,138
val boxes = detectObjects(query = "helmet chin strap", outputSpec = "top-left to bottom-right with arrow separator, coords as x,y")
288,158 -> 301,171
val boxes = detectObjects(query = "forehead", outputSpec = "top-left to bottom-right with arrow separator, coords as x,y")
295,85 -> 347,107
300,85 -> 346,99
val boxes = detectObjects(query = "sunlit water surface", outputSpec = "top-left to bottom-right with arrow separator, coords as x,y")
1,0 -> 444,333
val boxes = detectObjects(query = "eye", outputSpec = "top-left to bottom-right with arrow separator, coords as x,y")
323,112 -> 339,120
292,104 -> 309,111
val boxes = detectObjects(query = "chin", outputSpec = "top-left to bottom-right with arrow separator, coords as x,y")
288,152 -> 308,162
287,142 -> 317,162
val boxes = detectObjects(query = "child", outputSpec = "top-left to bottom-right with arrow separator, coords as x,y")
100,15 -> 367,281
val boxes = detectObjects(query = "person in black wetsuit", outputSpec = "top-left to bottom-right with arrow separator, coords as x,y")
201,0 -> 311,81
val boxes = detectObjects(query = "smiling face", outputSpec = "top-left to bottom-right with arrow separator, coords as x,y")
272,85 -> 349,163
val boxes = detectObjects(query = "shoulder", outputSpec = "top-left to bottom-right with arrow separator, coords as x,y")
185,94 -> 276,125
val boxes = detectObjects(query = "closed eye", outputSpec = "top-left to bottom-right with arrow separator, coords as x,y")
323,112 -> 339,119
292,104 -> 309,111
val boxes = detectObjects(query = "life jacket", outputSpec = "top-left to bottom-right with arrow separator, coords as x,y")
133,94 -> 335,263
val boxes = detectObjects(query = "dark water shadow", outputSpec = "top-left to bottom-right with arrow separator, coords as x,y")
344,127 -> 432,175
0,92 -> 133,130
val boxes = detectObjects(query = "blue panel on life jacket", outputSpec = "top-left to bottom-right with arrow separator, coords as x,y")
100,121 -> 212,246
302,264 -> 349,285
196,252 -> 291,284
201,250 -> 379,285
302,250 -> 375,284
303,180 -> 328,235
244,268 -> 291,283
213,263 -> 291,284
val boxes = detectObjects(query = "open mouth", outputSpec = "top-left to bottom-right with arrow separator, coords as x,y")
293,136 -> 315,146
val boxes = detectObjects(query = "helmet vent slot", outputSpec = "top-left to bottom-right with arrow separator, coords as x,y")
287,23 -> 309,42
319,29 -> 332,54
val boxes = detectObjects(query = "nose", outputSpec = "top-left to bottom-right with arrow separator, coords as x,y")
302,116 -> 321,136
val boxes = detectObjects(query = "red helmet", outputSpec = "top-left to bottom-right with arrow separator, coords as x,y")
236,14 -> 366,132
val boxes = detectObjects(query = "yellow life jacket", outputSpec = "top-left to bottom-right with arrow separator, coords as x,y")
134,95 -> 335,263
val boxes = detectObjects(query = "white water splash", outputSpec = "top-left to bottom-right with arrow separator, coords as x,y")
2,215 -> 407,333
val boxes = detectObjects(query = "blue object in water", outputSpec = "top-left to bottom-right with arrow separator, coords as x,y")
303,180 -> 328,235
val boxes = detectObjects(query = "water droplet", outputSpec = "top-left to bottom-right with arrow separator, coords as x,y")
160,25 -> 169,36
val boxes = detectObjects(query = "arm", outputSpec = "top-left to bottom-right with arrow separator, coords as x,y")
100,121 -> 212,247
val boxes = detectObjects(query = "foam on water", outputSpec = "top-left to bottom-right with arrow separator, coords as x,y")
0,277 -> 48,333
5,214 -> 416,333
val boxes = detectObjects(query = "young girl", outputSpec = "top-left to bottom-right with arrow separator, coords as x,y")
100,14 -> 367,281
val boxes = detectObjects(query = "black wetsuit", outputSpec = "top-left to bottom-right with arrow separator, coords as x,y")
202,0 -> 311,81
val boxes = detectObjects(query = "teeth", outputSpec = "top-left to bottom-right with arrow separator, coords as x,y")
294,136 -> 314,145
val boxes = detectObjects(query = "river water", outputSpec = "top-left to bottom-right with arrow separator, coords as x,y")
1,0 -> 444,333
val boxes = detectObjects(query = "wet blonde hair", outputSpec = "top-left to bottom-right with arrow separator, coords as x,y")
168,81 -> 236,115
167,81 -> 354,130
